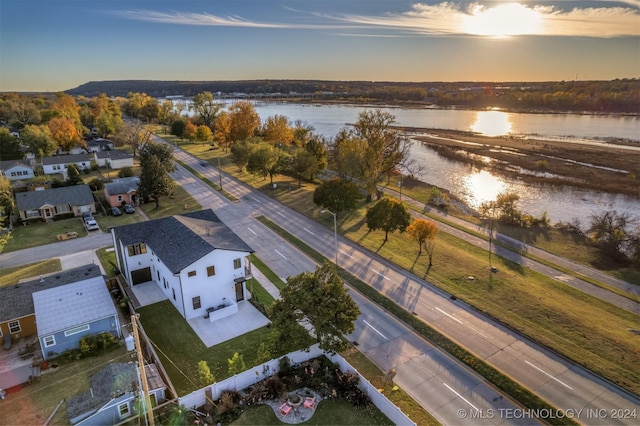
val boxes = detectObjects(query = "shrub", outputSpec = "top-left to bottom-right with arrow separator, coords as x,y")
278,356 -> 292,377
227,352 -> 246,376
89,178 -> 104,191
198,360 -> 215,386
118,167 -> 134,178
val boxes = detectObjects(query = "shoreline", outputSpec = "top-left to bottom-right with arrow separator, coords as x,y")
403,128 -> 640,198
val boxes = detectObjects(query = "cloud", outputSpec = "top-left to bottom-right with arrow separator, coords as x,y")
334,2 -> 640,38
114,2 -> 640,38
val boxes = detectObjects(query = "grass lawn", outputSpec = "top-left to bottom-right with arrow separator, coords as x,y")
0,259 -> 62,287
140,183 -> 203,220
96,246 -> 118,278
231,399 -> 394,425
2,219 -> 88,252
1,346 -> 130,426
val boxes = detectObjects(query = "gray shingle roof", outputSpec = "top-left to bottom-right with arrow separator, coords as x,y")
33,276 -> 116,336
41,154 -> 90,165
0,265 -> 102,323
95,150 -> 133,160
0,160 -> 32,170
104,177 -> 139,196
113,209 -> 254,274
15,184 -> 94,211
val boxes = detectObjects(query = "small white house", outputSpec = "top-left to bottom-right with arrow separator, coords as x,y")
41,154 -> 92,178
0,160 -> 35,181
94,150 -> 134,169
111,209 -> 254,321
86,138 -> 115,153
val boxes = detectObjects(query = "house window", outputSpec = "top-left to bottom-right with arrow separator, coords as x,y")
163,278 -> 167,289
64,324 -> 90,337
56,204 -> 71,213
188,270 -> 196,277
118,402 -> 131,419
172,288 -> 176,301
43,335 -> 56,348
117,195 -> 124,202
127,243 -> 147,256
53,164 -> 61,171
26,210 -> 40,218
192,296 -> 201,310
157,270 -> 160,280
233,258 -> 241,269
207,265 -> 215,277
8,321 -> 20,334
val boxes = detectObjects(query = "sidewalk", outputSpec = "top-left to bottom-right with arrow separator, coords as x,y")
250,266 -> 281,300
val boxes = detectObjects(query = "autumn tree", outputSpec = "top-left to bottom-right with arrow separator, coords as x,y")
191,91 -> 221,128
366,197 -> 411,241
305,135 -> 328,178
6,95 -> 41,128
21,124 -> 56,159
138,141 -> 176,209
292,120 -> 315,147
263,114 -> 294,146
183,121 -> 197,144
0,128 -> 22,161
228,101 -> 260,142
313,178 -> 362,214
118,122 -> 152,157
588,210 -> 637,261
270,262 -> 360,354
158,99 -> 178,126
48,116 -> 84,152
407,218 -> 439,265
213,111 -> 231,151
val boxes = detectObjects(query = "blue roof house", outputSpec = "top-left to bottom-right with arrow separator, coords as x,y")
33,275 -> 122,360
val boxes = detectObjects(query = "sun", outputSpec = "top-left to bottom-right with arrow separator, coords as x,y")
461,2 -> 543,38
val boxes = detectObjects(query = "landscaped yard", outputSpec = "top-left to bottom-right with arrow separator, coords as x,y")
0,259 -> 61,287
2,218 -> 88,252
139,183 -> 203,220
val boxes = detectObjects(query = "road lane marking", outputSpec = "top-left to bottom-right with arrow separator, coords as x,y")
275,249 -> 287,259
524,360 -> 573,390
363,320 -> 387,340
339,249 -> 352,258
442,383 -> 479,411
435,307 -> 463,324
275,211 -> 286,218
247,227 -> 257,236
374,270 -> 390,281
303,228 -> 316,236
249,196 -> 261,203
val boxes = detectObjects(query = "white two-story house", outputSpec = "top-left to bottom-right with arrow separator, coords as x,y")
111,209 -> 254,321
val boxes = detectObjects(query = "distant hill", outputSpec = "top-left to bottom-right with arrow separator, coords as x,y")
65,79 -> 639,113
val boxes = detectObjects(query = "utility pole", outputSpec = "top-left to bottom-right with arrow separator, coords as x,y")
217,155 -> 222,190
131,315 -> 155,426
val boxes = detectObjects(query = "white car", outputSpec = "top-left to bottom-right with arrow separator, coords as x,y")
84,219 -> 100,231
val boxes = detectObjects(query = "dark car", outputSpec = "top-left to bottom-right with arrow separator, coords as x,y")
110,206 -> 122,216
123,204 -> 135,214
82,211 -> 94,221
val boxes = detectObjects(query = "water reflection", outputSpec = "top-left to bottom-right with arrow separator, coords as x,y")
470,110 -> 512,136
462,170 -> 508,207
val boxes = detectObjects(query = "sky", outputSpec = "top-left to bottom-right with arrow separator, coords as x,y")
0,0 -> 639,92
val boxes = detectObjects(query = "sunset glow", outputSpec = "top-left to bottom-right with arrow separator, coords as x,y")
461,3 -> 543,37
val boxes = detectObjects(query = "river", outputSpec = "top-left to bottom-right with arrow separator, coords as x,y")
179,99 -> 640,226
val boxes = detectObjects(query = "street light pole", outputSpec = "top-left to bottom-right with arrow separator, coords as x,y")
217,155 -> 222,190
321,209 -> 338,266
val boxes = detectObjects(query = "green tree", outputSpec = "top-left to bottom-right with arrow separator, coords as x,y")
66,163 -> 84,185
0,128 -> 23,161
333,110 -> 410,201
305,135 -> 328,178
407,218 -> 439,265
138,141 -> 176,209
270,262 -> 360,354
191,91 -> 221,128
230,138 -> 255,172
255,342 -> 272,364
195,125 -> 213,145
588,210 -> 635,260
247,142 -> 287,184
313,178 -> 361,214
227,352 -> 246,376
170,119 -> 186,140
289,149 -> 317,187
198,360 -> 215,386
366,197 -> 411,241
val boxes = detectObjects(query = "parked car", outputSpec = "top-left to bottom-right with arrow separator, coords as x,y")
84,219 -> 100,231
123,204 -> 135,214
110,206 -> 122,216
82,211 -> 94,221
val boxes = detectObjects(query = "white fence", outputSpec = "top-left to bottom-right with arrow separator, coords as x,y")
179,344 -> 415,426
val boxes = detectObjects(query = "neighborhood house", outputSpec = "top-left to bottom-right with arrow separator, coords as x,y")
41,154 -> 91,178
15,184 -> 95,222
0,160 -> 35,181
103,177 -> 139,208
94,150 -> 134,169
111,209 -> 254,321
